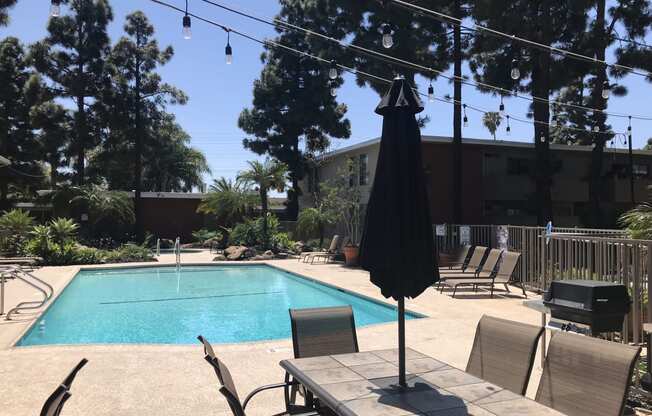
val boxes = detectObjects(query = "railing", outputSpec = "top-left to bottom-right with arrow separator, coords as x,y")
156,238 -> 161,257
174,237 -> 181,268
2,266 -> 54,320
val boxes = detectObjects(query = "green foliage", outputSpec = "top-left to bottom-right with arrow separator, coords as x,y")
103,243 -> 155,263
297,204 -> 335,247
192,229 -> 222,247
319,159 -> 364,246
229,215 -> 281,248
619,200 -> 652,240
482,112 -> 502,140
0,209 -> 34,254
48,218 -> 79,245
270,232 -> 296,252
198,178 -> 257,228
0,0 -> 17,26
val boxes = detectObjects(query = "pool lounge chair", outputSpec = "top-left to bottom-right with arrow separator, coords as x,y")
299,235 -> 340,263
466,315 -> 544,395
308,237 -> 346,264
438,249 -> 503,285
439,246 -> 488,275
440,245 -> 473,270
440,251 -> 526,298
40,359 -> 88,416
535,332 -> 641,416
287,306 -> 359,410
198,336 -> 318,416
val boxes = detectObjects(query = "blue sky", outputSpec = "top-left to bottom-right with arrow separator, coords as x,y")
2,0 -> 651,187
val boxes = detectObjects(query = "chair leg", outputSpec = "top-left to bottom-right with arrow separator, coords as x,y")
490,284 -> 494,298
452,285 -> 457,298
504,283 -> 510,292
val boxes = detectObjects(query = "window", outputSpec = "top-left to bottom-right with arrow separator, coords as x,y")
506,158 -> 530,175
348,157 -> 356,187
359,154 -> 369,186
634,164 -> 649,177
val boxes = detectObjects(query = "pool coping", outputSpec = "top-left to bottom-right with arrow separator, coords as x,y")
10,261 -> 428,349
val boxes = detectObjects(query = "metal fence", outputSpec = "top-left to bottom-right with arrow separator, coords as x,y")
434,224 -> 652,343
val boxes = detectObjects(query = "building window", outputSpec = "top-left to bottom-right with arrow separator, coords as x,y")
506,158 -> 530,176
348,157 -> 356,187
634,164 -> 649,177
359,154 -> 368,186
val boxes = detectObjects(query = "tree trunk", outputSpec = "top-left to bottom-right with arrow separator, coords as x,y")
134,52 -> 144,242
532,2 -> 554,225
452,0 -> 463,224
76,23 -> 86,186
261,188 -> 269,247
286,137 -> 300,220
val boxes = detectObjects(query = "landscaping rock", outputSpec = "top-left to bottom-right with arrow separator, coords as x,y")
213,254 -> 227,261
293,241 -> 305,253
260,250 -> 274,260
244,247 -> 257,258
225,245 -> 248,260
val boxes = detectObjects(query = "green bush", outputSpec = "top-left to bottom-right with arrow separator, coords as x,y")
191,229 -> 222,247
103,243 -> 155,263
270,232 -> 296,252
49,218 -> 79,245
0,209 -> 34,255
229,215 -> 282,248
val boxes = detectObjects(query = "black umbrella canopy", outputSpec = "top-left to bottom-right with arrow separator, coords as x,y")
359,77 -> 439,300
359,77 -> 439,388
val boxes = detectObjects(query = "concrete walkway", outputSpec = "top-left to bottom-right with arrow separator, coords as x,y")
0,253 -> 544,416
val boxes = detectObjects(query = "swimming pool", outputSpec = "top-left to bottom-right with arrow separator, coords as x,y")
18,265 -> 421,346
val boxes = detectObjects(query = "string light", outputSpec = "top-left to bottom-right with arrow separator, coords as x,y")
463,104 -> 468,127
510,59 -> 520,80
328,60 -> 338,80
593,125 -> 600,132
49,0 -> 61,17
329,80 -> 337,97
382,24 -> 394,49
540,133 -> 546,143
183,0 -> 192,39
499,96 -> 505,117
601,81 -> 610,100
506,115 -> 511,136
628,116 -> 633,141
428,83 -> 435,103
225,31 -> 233,64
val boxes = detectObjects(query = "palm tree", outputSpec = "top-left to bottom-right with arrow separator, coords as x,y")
197,177 -> 256,230
297,200 -> 335,248
482,112 -> 502,140
237,159 -> 289,246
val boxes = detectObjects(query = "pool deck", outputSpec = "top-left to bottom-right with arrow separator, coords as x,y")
0,251 -> 546,416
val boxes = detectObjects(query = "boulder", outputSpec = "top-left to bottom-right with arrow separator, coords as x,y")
213,254 -> 227,261
244,247 -> 258,258
293,241 -> 305,253
225,245 -> 248,261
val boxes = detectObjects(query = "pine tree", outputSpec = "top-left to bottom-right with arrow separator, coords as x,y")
0,0 -> 16,26
239,0 -> 351,220
30,0 -> 113,186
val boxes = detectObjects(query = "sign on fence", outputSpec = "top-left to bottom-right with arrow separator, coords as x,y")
460,226 -> 471,245
435,225 -> 446,236
497,226 -> 509,250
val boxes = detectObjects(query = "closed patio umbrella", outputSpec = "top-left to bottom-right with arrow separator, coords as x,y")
359,77 -> 439,388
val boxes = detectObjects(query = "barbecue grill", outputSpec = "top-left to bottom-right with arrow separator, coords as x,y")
543,280 -> 631,335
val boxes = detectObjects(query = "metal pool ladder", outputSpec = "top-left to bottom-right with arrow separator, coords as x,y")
174,237 -> 181,269
1,266 -> 54,320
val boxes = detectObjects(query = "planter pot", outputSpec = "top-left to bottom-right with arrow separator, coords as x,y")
343,245 -> 359,267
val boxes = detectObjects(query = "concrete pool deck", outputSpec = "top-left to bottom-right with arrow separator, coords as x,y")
0,252 -> 545,416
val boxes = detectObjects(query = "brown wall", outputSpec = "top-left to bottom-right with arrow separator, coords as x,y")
140,198 -> 205,242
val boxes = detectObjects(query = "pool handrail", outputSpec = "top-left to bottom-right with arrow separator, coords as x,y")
5,266 -> 54,320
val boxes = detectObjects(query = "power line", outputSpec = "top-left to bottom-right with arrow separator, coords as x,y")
197,0 -> 652,122
389,0 -> 652,80
147,0 -> 626,139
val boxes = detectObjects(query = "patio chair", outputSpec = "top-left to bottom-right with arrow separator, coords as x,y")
438,246 -> 488,275
439,245 -> 473,270
439,251 -> 526,298
466,316 -> 543,395
197,336 -> 318,416
299,235 -> 340,263
40,358 -> 88,416
439,249 -> 502,281
535,332 -> 641,416
287,306 -> 359,409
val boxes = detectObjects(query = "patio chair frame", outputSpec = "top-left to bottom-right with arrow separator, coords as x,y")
40,358 -> 88,416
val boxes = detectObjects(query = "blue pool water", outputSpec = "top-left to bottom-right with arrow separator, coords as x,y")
18,265 -> 421,346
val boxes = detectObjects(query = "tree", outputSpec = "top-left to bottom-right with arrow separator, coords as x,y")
239,0 -> 351,220
482,112 -> 502,140
100,11 -> 187,241
0,37 -> 43,209
198,178 -> 257,231
30,94 -> 71,187
470,0 -> 591,224
0,0 -> 16,26
644,138 -> 652,151
237,159 -> 288,247
30,0 -> 113,186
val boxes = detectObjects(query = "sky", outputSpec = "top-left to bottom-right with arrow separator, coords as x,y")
2,0 -> 652,188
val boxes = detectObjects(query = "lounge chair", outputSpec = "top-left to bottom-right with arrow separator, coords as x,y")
40,358 -> 88,416
439,245 -> 473,270
287,306 -> 359,410
309,236 -> 346,264
536,332 -> 641,416
466,315 -> 544,395
299,235 -> 340,263
198,336 -> 318,416
439,248 -> 502,280
439,246 -> 488,274
440,251 -> 526,298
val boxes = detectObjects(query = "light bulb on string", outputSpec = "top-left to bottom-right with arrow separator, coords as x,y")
50,0 -> 61,17
182,0 -> 191,39
462,104 -> 468,128
427,83 -> 435,103
382,24 -> 394,49
329,80 -> 337,97
225,31 -> 233,64
328,60 -> 338,80
499,96 -> 505,117
506,115 -> 511,136
628,116 -> 633,142
601,81 -> 610,100
510,59 -> 520,80
593,125 -> 600,132
540,133 -> 546,143
567,140 -> 572,146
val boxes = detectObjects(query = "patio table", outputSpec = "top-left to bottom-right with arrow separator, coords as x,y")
280,348 -> 565,416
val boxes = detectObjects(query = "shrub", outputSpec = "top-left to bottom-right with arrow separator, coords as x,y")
191,229 -> 222,247
229,219 -> 258,247
103,243 -> 155,263
270,232 -> 296,253
0,209 -> 34,255
49,218 -> 79,245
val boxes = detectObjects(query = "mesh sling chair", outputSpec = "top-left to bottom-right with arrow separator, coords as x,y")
299,236 -> 340,263
287,306 -> 359,410
197,336 -> 318,416
438,249 -> 503,288
536,332 -> 641,416
440,251 -> 526,298
40,358 -> 88,416
439,246 -> 488,275
466,316 -> 544,395
439,245 -> 474,271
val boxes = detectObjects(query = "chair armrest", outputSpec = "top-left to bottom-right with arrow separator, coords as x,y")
242,380 -> 299,411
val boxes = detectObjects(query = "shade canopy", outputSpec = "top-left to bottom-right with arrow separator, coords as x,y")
359,77 -> 439,301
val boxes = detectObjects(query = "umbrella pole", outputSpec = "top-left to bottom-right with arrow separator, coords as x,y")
398,296 -> 406,388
